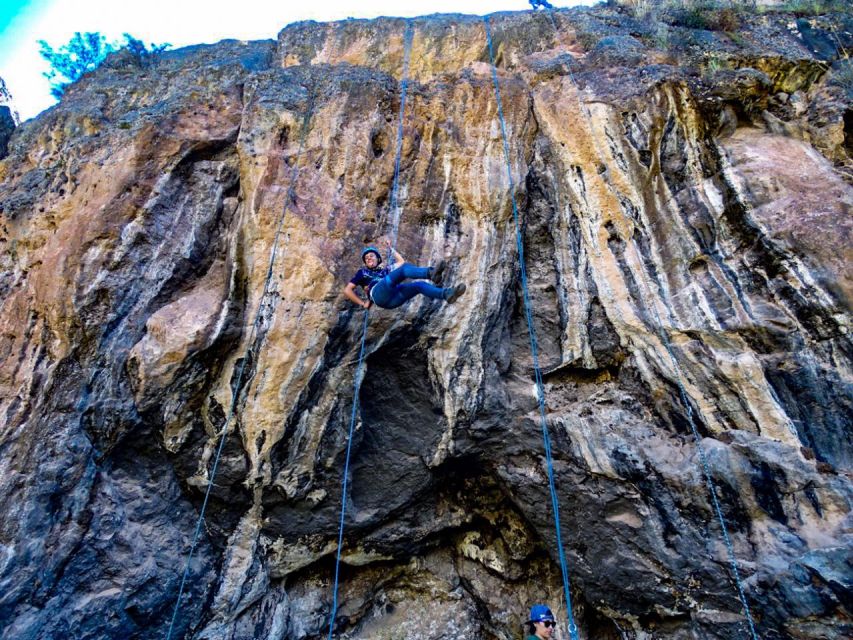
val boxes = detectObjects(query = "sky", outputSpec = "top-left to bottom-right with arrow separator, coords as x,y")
0,0 -> 589,121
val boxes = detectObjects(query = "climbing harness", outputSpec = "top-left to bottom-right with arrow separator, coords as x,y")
538,7 -> 759,638
165,82 -> 317,640
326,19 -> 414,640
483,16 -> 580,640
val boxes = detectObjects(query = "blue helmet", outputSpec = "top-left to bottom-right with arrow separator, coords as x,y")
529,604 -> 555,623
361,246 -> 382,265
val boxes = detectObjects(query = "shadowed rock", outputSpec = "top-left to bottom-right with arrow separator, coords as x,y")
0,4 -> 851,640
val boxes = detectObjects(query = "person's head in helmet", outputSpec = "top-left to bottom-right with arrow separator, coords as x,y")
526,604 -> 556,640
361,246 -> 382,270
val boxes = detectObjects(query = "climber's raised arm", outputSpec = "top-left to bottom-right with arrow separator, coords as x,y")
382,238 -> 404,266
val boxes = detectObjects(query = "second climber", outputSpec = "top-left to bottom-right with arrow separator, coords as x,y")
343,240 -> 466,310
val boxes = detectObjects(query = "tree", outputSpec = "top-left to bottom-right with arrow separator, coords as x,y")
38,32 -> 114,99
120,33 -> 170,64
38,32 -> 170,99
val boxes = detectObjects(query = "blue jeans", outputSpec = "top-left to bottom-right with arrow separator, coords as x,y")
370,263 -> 448,309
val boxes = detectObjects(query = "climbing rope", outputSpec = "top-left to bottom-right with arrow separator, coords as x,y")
630,239 -> 761,640
539,7 -> 760,638
483,16 -> 580,640
326,19 -> 414,640
386,21 -> 415,260
165,81 -> 316,640
326,310 -> 369,640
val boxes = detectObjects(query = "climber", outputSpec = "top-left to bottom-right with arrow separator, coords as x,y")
525,604 -> 556,640
529,0 -> 554,10
343,239 -> 466,310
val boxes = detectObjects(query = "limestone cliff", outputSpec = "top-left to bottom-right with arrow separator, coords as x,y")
0,77 -> 17,159
1,5 -> 852,640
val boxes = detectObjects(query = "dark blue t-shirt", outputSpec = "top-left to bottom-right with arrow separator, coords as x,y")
349,266 -> 391,293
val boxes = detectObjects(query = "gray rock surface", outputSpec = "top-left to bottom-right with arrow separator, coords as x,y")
0,106 -> 14,160
0,5 -> 851,640
0,77 -> 16,159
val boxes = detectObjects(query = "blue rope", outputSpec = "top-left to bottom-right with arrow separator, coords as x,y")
484,17 -> 579,640
627,242 -> 760,640
326,310 -> 370,640
165,84 -> 316,640
386,20 -> 414,262
326,21 -> 414,639
541,8 -> 759,637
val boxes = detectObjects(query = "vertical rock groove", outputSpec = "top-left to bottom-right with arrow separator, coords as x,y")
0,5 -> 851,640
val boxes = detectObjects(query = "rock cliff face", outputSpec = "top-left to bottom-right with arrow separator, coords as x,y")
0,77 -> 17,159
1,5 -> 852,640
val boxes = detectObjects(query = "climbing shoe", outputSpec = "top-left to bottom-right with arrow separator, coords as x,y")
430,259 -> 447,286
445,283 -> 467,303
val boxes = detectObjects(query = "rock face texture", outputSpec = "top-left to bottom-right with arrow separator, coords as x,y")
0,77 -> 17,159
1,5 -> 852,640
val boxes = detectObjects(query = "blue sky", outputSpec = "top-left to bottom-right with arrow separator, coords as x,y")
0,0 -> 588,121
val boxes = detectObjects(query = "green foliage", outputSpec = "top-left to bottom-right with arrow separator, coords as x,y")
38,32 -> 114,99
620,0 -> 848,35
577,32 -> 602,51
763,1 -> 850,16
652,22 -> 671,50
669,1 -> 742,31
702,52 -> 731,80
120,34 -> 171,63
726,30 -> 747,47
618,0 -> 656,20
38,32 -> 170,99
